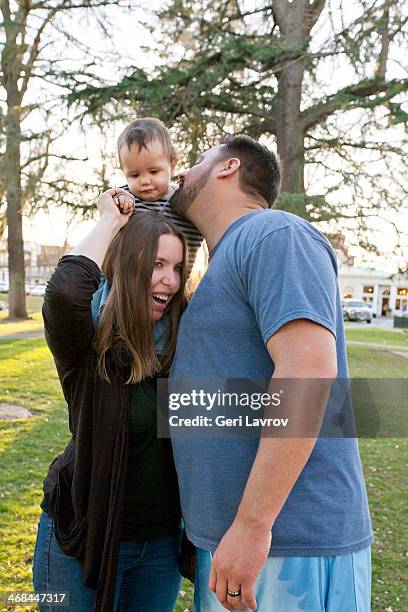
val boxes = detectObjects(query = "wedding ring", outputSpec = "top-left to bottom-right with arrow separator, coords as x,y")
227,589 -> 241,597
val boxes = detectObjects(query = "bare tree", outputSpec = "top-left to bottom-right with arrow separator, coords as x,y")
0,0 -> 135,319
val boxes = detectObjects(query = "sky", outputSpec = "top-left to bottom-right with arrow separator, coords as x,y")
16,0 -> 408,273
21,1 -> 162,247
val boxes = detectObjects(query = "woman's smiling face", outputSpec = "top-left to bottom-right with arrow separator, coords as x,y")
150,234 -> 184,320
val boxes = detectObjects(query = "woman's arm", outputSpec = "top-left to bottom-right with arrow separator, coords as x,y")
70,188 -> 133,266
43,189 -> 133,367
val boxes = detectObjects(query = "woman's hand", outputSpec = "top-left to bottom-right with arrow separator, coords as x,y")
70,189 -> 134,268
98,188 -> 133,228
113,192 -> 134,215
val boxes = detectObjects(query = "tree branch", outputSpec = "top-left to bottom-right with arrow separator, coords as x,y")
375,0 -> 390,79
304,0 -> 326,34
22,152 -> 88,169
305,134 -> 406,156
302,77 -> 408,130
20,10 -> 59,98
31,0 -> 132,9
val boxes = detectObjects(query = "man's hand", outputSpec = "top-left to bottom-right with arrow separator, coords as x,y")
97,188 -> 133,229
209,520 -> 271,610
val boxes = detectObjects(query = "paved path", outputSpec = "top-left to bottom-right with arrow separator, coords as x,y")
346,340 -> 408,359
0,330 -> 44,341
344,317 -> 395,329
346,340 -> 408,352
390,351 -> 408,360
1,333 -> 408,358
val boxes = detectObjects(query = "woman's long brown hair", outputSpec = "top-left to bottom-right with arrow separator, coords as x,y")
94,211 -> 188,384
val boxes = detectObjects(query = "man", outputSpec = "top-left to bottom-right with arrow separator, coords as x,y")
169,136 -> 373,611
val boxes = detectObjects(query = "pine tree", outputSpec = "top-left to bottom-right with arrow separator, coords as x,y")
71,0 -> 408,266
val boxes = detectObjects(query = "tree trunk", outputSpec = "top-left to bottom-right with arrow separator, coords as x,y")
276,62 -> 305,194
5,89 -> 28,320
273,0 -> 314,217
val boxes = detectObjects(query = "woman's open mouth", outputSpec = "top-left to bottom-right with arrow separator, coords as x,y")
152,293 -> 171,307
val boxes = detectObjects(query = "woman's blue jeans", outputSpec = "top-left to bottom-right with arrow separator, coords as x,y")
32,511 -> 182,611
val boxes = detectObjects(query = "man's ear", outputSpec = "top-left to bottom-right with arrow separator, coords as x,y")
217,157 -> 240,178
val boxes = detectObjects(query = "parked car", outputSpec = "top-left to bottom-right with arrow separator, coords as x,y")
0,281 -> 9,293
30,284 -> 47,297
342,299 -> 372,323
367,303 -> 376,318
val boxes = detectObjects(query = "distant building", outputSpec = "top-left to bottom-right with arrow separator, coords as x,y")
0,239 -> 406,317
0,240 -> 69,285
338,262 -> 408,317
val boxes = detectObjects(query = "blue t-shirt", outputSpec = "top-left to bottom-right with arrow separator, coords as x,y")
170,210 -> 373,556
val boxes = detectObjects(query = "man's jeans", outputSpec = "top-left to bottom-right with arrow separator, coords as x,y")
194,546 -> 371,612
32,511 -> 182,611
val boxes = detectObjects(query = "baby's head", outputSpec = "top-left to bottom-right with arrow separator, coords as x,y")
117,118 -> 177,201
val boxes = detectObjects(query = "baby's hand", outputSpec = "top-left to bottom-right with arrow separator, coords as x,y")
113,192 -> 134,215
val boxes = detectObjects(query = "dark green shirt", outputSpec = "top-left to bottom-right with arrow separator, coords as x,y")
121,378 -> 181,540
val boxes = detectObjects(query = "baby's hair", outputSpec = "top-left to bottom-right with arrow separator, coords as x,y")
117,117 -> 177,167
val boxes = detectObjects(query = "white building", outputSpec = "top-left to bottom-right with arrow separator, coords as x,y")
0,240 -> 68,285
338,263 -> 408,317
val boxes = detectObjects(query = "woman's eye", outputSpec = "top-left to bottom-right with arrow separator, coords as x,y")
154,261 -> 162,268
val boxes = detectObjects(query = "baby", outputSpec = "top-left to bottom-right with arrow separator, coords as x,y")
91,118 -> 202,326
114,117 -> 202,272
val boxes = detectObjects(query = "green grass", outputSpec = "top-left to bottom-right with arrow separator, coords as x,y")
0,339 -> 70,612
0,295 -> 45,313
0,339 -> 406,611
359,439 -> 407,611
0,297 -> 44,337
345,327 -> 408,347
347,346 -> 408,377
0,337 -> 194,611
346,347 -> 407,438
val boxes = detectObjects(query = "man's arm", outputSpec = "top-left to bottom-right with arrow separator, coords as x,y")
209,318 -> 337,611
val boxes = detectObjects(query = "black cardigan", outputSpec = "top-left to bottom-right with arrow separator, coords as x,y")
41,254 -> 138,611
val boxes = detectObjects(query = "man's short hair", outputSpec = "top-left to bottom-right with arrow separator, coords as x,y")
117,117 -> 177,167
220,135 -> 281,207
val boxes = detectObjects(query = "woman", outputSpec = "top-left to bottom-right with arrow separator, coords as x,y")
32,188 -> 188,611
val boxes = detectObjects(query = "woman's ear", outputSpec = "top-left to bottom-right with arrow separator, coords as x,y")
217,157 -> 240,178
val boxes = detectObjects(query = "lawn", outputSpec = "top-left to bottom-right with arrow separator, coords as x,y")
0,337 -> 194,612
347,345 -> 408,377
0,337 -> 406,611
345,327 -> 408,348
0,297 -> 44,337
